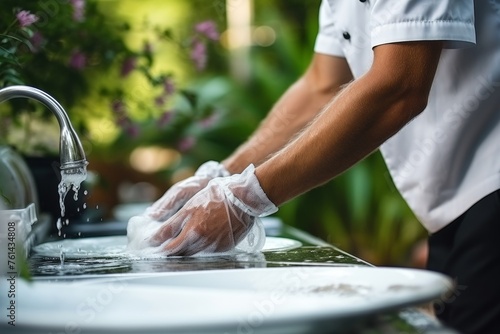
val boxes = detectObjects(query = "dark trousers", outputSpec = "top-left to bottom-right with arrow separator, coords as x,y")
427,189 -> 500,334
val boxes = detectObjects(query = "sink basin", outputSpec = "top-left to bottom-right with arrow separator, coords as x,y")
1,267 -> 452,334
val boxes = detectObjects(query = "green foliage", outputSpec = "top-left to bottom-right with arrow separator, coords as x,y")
1,1 -> 127,106
0,0 -> 426,267
0,0 -> 222,157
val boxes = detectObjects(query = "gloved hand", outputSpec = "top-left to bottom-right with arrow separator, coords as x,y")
146,164 -> 278,256
145,161 -> 229,221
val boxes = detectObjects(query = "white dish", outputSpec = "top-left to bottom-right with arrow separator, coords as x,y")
32,236 -> 302,258
262,236 -> 302,252
2,267 -> 452,333
33,235 -> 128,258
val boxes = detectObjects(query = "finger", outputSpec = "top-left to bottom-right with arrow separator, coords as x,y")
146,182 -> 204,221
146,192 -> 182,221
161,216 -> 235,256
160,227 -> 203,256
147,212 -> 189,247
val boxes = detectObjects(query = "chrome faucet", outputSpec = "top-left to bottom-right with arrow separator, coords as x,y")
0,85 -> 88,219
0,85 -> 88,173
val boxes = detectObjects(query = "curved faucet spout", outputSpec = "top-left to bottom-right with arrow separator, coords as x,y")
0,85 -> 87,171
0,85 -> 88,218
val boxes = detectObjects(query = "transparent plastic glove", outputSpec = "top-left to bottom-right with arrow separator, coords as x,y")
145,161 -> 229,221
148,164 -> 278,256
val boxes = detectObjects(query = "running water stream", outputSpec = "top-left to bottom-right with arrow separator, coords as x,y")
57,165 -> 88,237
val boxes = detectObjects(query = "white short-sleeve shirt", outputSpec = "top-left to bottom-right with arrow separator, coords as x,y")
314,0 -> 500,233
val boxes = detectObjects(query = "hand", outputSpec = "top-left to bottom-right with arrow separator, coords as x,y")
145,161 -> 229,221
147,164 -> 277,256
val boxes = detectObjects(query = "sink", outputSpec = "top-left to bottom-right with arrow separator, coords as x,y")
16,216 -> 450,333
1,267 -> 452,334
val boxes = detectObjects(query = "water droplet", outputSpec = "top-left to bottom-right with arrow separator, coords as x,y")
96,205 -> 99,209
247,232 -> 255,247
60,250 -> 65,265
84,190 -> 88,196
78,232 -> 81,236
83,203 -> 87,209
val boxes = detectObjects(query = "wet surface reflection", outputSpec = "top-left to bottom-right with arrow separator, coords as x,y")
29,246 -> 368,277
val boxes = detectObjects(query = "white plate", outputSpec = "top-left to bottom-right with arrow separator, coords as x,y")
262,236 -> 302,252
32,236 -> 302,258
33,235 -> 128,258
1,267 -> 451,333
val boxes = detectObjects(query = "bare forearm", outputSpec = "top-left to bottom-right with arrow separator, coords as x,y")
222,79 -> 330,173
256,42 -> 443,206
222,54 -> 353,174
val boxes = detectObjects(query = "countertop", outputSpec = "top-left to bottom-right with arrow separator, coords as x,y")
28,217 -> 457,334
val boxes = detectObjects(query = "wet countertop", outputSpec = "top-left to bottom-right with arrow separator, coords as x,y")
28,217 -> 456,334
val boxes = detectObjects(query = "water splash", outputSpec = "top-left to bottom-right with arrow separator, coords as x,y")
58,166 -> 87,218
60,249 -> 66,266
56,218 -> 62,236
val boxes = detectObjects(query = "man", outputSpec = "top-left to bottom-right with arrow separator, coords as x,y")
144,1 -> 500,332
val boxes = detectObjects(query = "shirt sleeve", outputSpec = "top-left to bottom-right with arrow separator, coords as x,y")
313,0 -> 345,57
370,0 -> 476,49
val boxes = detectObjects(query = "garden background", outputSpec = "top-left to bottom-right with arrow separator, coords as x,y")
0,0 -> 427,266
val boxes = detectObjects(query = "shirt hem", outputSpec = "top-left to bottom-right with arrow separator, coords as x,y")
412,174 -> 500,233
371,20 -> 476,49
314,34 -> 345,57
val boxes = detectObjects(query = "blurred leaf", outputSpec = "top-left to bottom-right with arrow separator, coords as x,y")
178,90 -> 198,109
346,163 -> 371,227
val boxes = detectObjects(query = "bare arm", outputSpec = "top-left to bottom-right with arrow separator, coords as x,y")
222,53 -> 353,174
256,41 -> 444,206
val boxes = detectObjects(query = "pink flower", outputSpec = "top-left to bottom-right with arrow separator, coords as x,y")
155,95 -> 166,107
190,39 -> 207,71
157,110 -> 174,127
110,100 -> 139,137
69,50 -> 87,70
30,31 -> 45,53
154,78 -> 176,107
163,77 -> 175,95
125,124 -> 140,138
70,0 -> 86,22
199,113 -> 219,129
177,136 -> 196,152
120,56 -> 136,77
16,10 -> 39,28
195,21 -> 219,41
154,96 -> 166,107
111,100 -> 126,115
